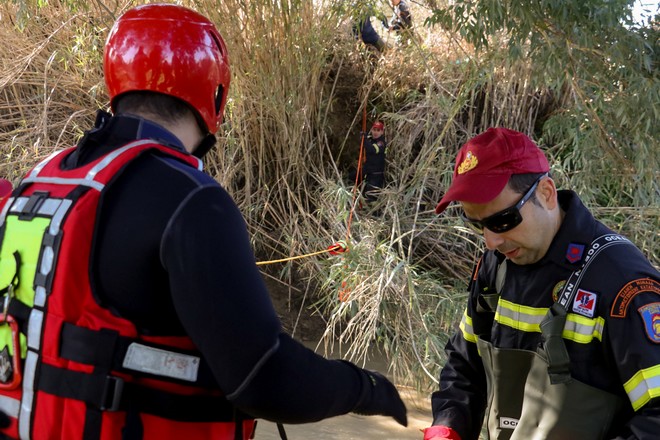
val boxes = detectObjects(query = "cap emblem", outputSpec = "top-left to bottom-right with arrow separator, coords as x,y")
458,151 -> 478,174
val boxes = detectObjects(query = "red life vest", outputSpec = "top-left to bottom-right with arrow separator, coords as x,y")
0,141 -> 256,439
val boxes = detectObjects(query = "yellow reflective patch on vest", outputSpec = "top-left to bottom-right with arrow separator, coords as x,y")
0,215 -> 50,357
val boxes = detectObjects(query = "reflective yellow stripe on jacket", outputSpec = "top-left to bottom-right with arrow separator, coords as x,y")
459,298 -> 660,410
459,299 -> 605,345
624,365 -> 660,411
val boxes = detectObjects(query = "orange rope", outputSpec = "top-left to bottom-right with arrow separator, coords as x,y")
345,104 -> 368,242
255,241 -> 348,266
256,106 -> 369,303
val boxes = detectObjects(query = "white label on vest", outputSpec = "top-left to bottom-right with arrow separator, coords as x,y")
122,343 -> 200,382
499,417 -> 519,429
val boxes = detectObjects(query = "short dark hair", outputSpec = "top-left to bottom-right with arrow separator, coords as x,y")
508,172 -> 549,205
114,91 -> 205,131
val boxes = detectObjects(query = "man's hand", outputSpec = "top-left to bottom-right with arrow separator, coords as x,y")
351,366 -> 408,426
423,425 -> 461,440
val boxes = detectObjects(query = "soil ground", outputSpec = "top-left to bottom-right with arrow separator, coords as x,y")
255,388 -> 432,439
261,275 -> 433,439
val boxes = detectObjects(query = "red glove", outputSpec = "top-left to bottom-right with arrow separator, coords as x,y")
423,425 -> 461,440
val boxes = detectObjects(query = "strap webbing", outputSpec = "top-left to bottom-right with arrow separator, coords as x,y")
37,362 -> 238,422
59,323 -> 218,387
542,234 -> 633,383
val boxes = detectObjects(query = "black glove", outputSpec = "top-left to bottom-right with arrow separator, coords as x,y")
0,409 -> 10,440
0,411 -> 8,429
349,362 -> 408,426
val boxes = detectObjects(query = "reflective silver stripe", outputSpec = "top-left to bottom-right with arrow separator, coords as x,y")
34,286 -> 46,310
495,299 -> 546,332
8,197 -> 27,215
563,315 -> 604,344
26,310 -> 43,351
85,140 -> 155,182
19,350 -> 39,439
27,150 -> 62,179
25,142 -> 201,193
19,308 -> 45,439
625,365 -> 660,411
20,176 -> 104,192
0,395 -> 20,418
48,199 -> 70,236
495,300 -> 604,344
9,198 -> 62,217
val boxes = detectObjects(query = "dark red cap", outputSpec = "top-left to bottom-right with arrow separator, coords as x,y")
372,121 -> 384,130
435,128 -> 549,214
0,178 -> 12,200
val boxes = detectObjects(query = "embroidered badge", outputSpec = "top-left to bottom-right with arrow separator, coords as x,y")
572,289 -> 598,318
611,278 -> 660,318
457,151 -> 478,174
638,302 -> 660,343
551,280 -> 566,302
565,243 -> 585,264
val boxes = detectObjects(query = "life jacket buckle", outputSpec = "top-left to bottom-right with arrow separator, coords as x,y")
100,375 -> 124,411
0,313 -> 22,390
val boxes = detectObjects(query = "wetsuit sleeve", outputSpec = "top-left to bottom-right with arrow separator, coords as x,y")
430,257 -> 490,440
160,186 -> 380,422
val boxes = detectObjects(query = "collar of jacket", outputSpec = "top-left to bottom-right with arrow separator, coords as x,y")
531,190 -> 598,270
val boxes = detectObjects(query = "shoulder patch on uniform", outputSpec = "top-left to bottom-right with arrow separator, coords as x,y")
611,278 -> 660,318
551,280 -> 566,302
638,302 -> 660,343
572,289 -> 598,318
565,243 -> 585,264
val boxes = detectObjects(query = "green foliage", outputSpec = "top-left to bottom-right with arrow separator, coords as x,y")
426,0 -> 659,208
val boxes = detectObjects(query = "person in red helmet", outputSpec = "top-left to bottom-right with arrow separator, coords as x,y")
0,4 -> 405,440
363,120 -> 387,203
424,128 -> 659,440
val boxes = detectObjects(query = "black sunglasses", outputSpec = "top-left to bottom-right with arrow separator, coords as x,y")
461,173 -> 548,234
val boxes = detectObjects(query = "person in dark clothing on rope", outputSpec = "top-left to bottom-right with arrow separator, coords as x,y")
0,4 -> 406,440
424,128 -> 660,440
363,121 -> 387,203
352,14 -> 386,52
388,0 -> 413,32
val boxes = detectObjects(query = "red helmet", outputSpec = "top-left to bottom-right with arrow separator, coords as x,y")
104,4 -> 230,134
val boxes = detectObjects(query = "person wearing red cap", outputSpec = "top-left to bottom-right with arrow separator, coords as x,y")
0,4 -> 406,439
424,128 -> 660,439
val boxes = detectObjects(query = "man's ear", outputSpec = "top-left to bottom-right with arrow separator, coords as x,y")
538,176 -> 558,210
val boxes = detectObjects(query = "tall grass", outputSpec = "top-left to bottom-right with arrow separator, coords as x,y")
0,0 -> 657,392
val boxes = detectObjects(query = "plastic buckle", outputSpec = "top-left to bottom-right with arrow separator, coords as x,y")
100,375 -> 124,411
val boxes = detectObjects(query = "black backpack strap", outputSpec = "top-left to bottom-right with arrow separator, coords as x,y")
59,323 -> 218,387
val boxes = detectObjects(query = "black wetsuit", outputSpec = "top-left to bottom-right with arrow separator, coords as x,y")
363,134 -> 386,202
62,111 -> 370,423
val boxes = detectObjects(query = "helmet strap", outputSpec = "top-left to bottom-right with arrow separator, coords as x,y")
192,134 -> 217,158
